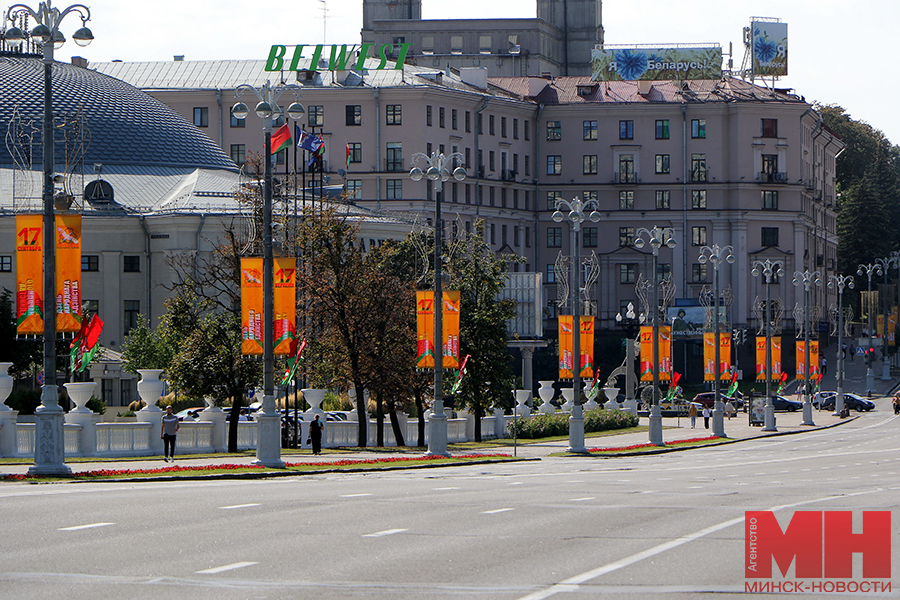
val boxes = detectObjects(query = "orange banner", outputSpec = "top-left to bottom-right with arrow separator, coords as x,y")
416,291 -> 436,368
891,307 -> 898,346
772,336 -> 782,378
878,314 -> 884,337
756,336 -> 767,381
442,290 -> 461,369
273,257 -> 296,356
809,340 -> 819,378
15,215 -> 43,335
240,258 -> 263,356
719,333 -> 732,379
796,341 -> 807,380
579,316 -> 594,380
559,315 -> 574,379
704,333 -> 731,381
640,325 -> 671,382
55,214 -> 82,333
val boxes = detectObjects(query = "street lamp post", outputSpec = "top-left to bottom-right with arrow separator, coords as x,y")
828,274 -> 854,416
699,244 -> 735,438
751,259 -> 784,432
857,263 -> 883,393
792,270 -> 821,426
409,151 -> 466,458
875,256 -> 896,381
5,1 -> 93,477
232,82 -> 305,468
552,196 -> 600,453
634,227 -> 676,446
615,302 -> 643,414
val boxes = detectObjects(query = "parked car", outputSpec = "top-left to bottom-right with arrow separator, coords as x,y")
817,393 -> 875,412
812,391 -> 836,408
772,395 -> 803,412
691,391 -> 744,410
175,407 -> 205,421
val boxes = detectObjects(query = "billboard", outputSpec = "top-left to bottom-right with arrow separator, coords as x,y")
751,21 -> 788,77
592,45 -> 722,82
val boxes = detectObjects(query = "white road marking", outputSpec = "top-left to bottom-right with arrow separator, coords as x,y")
482,508 -> 514,514
196,561 -> 258,574
218,503 -> 260,510
362,528 -> 407,538
58,522 -> 113,531
570,497 -> 594,502
340,493 -> 373,498
433,487 -> 459,490
509,482 -> 524,485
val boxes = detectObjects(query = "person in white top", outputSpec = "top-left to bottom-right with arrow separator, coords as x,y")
160,405 -> 180,462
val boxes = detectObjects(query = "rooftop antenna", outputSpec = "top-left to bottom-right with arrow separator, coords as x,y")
319,0 -> 327,45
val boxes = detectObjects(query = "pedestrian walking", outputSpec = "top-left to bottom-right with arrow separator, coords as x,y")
724,400 -> 735,420
307,414 -> 324,455
160,405 -> 179,462
688,403 -> 698,429
893,393 -> 900,415
702,406 -> 711,429
850,346 -> 855,362
821,357 -> 827,376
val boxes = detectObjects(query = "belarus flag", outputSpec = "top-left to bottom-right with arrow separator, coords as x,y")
269,123 -> 292,154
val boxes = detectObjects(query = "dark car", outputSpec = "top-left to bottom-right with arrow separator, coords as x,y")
772,395 -> 803,412
692,392 -> 744,410
817,393 -> 875,412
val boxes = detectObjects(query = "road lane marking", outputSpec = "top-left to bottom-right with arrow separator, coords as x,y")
58,522 -> 113,531
196,562 -> 258,574
509,482 -> 524,485
218,503 -> 260,510
482,508 -> 514,514
363,528 -> 407,538
570,497 -> 594,502
433,487 -> 459,490
340,493 -> 373,497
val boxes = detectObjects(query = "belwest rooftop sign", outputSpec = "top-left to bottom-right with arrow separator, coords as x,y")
266,44 -> 412,72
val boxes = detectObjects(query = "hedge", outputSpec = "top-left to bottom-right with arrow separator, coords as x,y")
506,408 -> 638,439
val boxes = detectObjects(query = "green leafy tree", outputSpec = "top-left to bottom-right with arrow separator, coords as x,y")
0,289 -> 42,378
120,314 -> 175,373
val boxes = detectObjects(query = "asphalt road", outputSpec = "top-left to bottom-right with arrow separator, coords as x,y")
2,411 -> 899,599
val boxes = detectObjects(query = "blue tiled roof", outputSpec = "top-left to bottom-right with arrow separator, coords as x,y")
0,55 -> 237,171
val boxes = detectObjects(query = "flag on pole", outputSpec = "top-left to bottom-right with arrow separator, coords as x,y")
307,136 -> 325,169
270,123 -> 292,154
665,371 -> 682,401
588,364 -> 601,401
726,368 -> 739,397
345,143 -> 351,169
450,354 -> 471,395
280,337 -> 307,386
775,371 -> 788,394
70,313 -> 104,373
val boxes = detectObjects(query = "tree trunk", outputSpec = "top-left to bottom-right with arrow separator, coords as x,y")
388,400 -> 405,447
227,401 -> 241,453
376,390 -> 384,447
474,403 -> 483,442
414,386 -> 426,447
353,380 -> 367,447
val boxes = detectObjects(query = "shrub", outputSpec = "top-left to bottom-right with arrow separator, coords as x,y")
6,389 -> 41,415
117,410 -> 136,418
85,396 -> 106,415
507,408 -> 638,439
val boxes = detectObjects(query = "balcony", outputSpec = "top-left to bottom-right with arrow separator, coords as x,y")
613,172 -> 638,184
501,169 -> 517,182
757,171 -> 788,183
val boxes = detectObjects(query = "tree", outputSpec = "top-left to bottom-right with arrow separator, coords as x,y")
0,289 -> 42,378
120,314 -> 175,373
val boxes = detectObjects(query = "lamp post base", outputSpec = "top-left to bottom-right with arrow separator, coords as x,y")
763,403 -> 777,432
648,404 -> 663,446
712,402 -> 725,437
801,398 -> 815,426
567,405 -> 586,453
866,368 -> 875,393
28,389 -> 72,477
882,361 -> 891,381
426,411 -> 450,458
252,399 -> 285,468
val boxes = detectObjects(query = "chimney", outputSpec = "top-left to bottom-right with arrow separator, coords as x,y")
173,55 -> 184,62
459,67 -> 488,89
70,56 -> 88,68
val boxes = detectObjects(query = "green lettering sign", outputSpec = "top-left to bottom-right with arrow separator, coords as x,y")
264,44 -> 413,72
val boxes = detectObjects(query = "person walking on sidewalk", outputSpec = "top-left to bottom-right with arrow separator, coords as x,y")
689,403 -> 698,429
893,393 -> 900,415
307,414 -> 324,455
702,406 -> 711,429
821,357 -> 827,376
160,405 -> 179,462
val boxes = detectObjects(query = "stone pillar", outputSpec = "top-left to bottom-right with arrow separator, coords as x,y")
201,405 -> 227,453
0,363 -> 17,458
521,346 -> 535,396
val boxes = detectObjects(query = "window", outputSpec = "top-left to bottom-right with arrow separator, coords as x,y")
691,226 -> 707,246
546,121 -> 561,141
513,118 -> 519,139
0,256 -> 8,272
489,187 -> 495,206
386,142 -> 402,171
525,226 -> 531,247
230,144 -> 246,165
489,151 -> 495,172
426,105 -> 432,126
655,154 -> 670,174
761,227 -> 779,247
547,155 -> 562,175
513,226 -> 520,246
386,179 -> 402,199
547,190 -> 562,210
489,115 -> 496,136
619,264 -> 636,284
465,184 -> 471,204
691,189 -> 707,209
618,154 -> 635,183
465,111 -> 471,132
583,155 -> 598,175
346,180 -> 362,200
692,263 -> 708,283
761,118 -> 778,138
619,227 -> 635,247
479,35 -> 492,54
348,142 -> 362,164
656,190 -> 670,209
82,255 -> 99,271
761,154 -> 778,181
691,119 -> 706,139
464,148 -> 471,168
274,148 -> 286,165
124,300 -> 140,336
656,119 -> 670,139
583,227 -> 598,248
501,116 -> 507,138
386,104 -> 401,125
193,107 -> 208,128
501,224 -> 507,245
524,155 -> 530,176
490,223 -> 496,244
451,35 -> 463,54
422,36 -> 434,54
439,107 -> 445,128
477,114 -> 483,134
120,379 -> 133,407
452,182 -> 458,203
547,264 -> 556,283
583,120 -> 598,140
619,120 -> 634,140
230,112 -> 245,128
82,299 -> 98,319
762,190 -> 778,209
657,263 -> 671,283
547,227 -> 562,248
452,109 -> 458,130
308,105 -> 324,127
344,105 -> 362,126
524,120 -> 530,141
690,153 -> 707,182
619,190 -> 634,210
123,255 -> 140,273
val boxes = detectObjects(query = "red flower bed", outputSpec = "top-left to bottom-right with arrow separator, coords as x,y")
2,453 -> 511,481
588,436 -> 720,453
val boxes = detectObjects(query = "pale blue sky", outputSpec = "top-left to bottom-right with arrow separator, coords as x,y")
50,0 -> 899,144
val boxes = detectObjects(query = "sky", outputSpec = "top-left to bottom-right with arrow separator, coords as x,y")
48,0 -> 898,144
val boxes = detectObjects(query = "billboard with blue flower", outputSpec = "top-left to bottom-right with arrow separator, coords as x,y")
751,21 -> 787,77
591,45 -> 722,82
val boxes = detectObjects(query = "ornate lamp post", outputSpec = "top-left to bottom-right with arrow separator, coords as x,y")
875,256 -> 896,381
698,244 -> 734,437
232,82 -> 305,468
751,259 -> 784,432
409,151 -> 466,457
792,270 -> 821,426
634,227 -> 676,446
615,301 -> 643,413
5,1 -> 93,477
551,196 -> 600,453
857,263 -> 883,393
828,274 -> 854,416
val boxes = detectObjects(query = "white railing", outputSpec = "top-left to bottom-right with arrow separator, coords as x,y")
96,422 -> 153,456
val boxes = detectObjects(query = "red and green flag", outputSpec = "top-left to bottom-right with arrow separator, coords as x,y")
280,337 -> 307,386
450,354 -> 471,395
665,372 -> 682,402
775,371 -> 788,394
70,313 -> 104,373
345,143 -> 351,169
270,123 -> 292,154
726,368 -> 739,397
